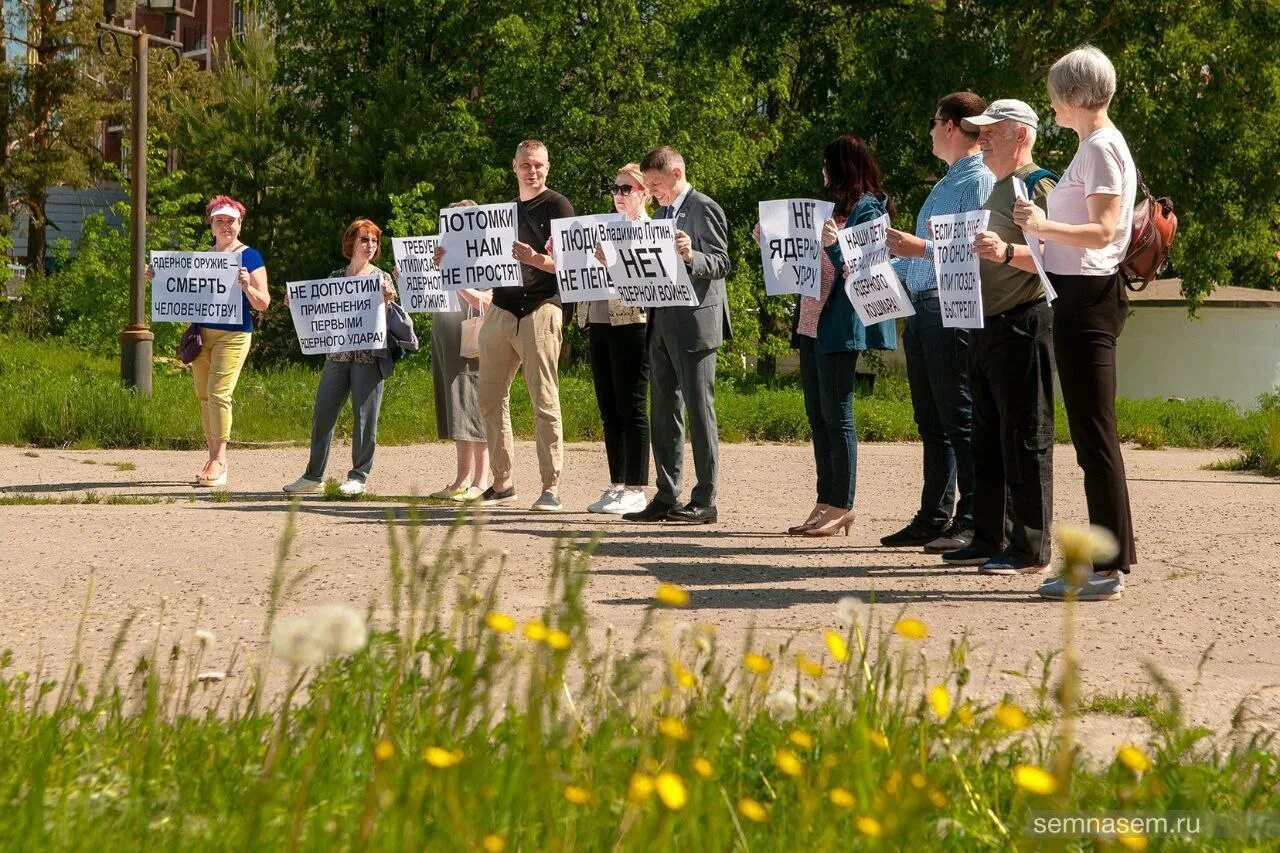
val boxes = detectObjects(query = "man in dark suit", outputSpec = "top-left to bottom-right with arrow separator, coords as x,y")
623,146 -> 731,524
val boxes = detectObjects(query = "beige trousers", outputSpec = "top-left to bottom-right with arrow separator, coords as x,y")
191,328 -> 252,442
477,302 -> 564,492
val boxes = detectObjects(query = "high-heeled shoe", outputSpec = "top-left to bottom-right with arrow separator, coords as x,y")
803,508 -> 856,537
787,503 -> 829,535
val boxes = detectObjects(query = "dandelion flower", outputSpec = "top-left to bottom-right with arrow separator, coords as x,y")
422,746 -> 463,769
270,616 -> 325,667
655,772 -> 687,810
928,685 -> 952,720
374,739 -> 395,761
824,631 -> 849,663
994,702 -> 1030,731
481,835 -> 506,853
788,729 -> 814,750
308,604 -> 368,657
893,617 -> 928,640
1117,745 -> 1152,774
1117,832 -> 1149,851
744,652 -> 772,675
956,703 -> 976,726
523,620 -> 549,642
1054,523 -> 1120,567
910,772 -> 927,790
691,757 -> 714,779
795,653 -> 824,679
545,629 -> 572,651
738,797 -> 768,823
927,788 -> 948,808
1013,764 -> 1058,796
868,730 -> 890,751
774,747 -> 803,777
835,596 -> 862,627
627,772 -> 655,804
655,583 -> 690,608
764,689 -> 798,721
658,717 -> 690,741
828,787 -> 856,808
484,611 -> 516,633
563,784 -> 592,805
671,661 -> 697,690
855,815 -> 884,838
194,628 -> 216,648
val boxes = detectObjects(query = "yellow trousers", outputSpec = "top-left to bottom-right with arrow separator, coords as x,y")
191,328 -> 252,442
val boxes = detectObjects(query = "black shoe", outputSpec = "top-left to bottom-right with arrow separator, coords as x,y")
941,545 -> 996,566
668,503 -> 718,524
880,521 -> 947,548
480,485 -> 517,506
623,499 -> 675,522
922,522 -> 974,554
978,552 -> 1049,576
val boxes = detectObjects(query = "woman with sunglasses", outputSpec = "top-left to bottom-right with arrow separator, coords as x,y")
283,218 -> 398,497
581,163 -> 652,515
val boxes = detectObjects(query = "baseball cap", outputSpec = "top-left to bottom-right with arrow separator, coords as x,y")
961,99 -> 1039,130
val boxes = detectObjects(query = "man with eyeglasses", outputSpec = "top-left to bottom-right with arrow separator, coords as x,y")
881,92 -> 995,553
476,139 -> 576,512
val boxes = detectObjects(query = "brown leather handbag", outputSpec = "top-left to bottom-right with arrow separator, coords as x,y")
1121,173 -> 1178,291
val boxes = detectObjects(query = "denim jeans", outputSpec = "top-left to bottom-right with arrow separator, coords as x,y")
797,336 -> 859,510
304,359 -> 385,483
902,295 -> 974,529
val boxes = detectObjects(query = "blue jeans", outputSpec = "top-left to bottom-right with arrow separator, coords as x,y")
902,295 -> 974,529
304,359 -> 385,483
797,336 -> 859,510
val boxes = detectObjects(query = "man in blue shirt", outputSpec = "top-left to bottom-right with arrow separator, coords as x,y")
883,92 -> 995,551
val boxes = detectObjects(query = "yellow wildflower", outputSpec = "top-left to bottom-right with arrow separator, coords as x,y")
483,611 -> 516,633
655,583 -> 690,607
545,629 -> 572,651
481,835 -> 506,853
1012,764 -> 1058,796
738,797 -> 769,823
788,729 -> 814,750
522,620 -> 549,642
1054,522 -> 1120,567
657,716 -> 690,741
956,703 -> 976,726
671,661 -> 697,690
994,702 -> 1030,731
422,746 -> 463,768
893,617 -> 928,640
627,772 -> 654,804
855,815 -> 884,838
691,757 -> 715,779
910,772 -> 927,790
774,747 -> 803,777
828,787 -> 856,808
563,784 -> 592,805
927,788 -> 948,808
374,739 -> 395,761
655,772 -> 688,811
1117,745 -> 1152,774
795,653 -> 825,678
824,630 -> 849,662
744,652 -> 773,675
928,685 -> 952,720
885,770 -> 903,796
1117,832 -> 1150,851
868,731 -> 890,751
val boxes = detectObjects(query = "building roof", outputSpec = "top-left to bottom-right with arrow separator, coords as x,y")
1129,278 -> 1280,309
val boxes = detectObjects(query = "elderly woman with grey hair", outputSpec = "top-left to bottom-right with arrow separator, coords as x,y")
1013,45 -> 1137,601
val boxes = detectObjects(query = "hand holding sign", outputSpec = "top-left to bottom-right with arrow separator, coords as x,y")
1012,196 -> 1046,232
837,213 -> 914,325
602,219 -> 697,308
674,230 -> 693,263
1011,180 -> 1057,302
930,209 -> 989,329
286,274 -> 388,355
392,235 -> 459,314
550,213 -> 620,304
757,198 -> 834,297
439,202 -> 522,290
149,251 -> 243,324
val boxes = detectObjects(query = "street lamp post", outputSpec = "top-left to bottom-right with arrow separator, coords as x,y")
96,0 -> 192,396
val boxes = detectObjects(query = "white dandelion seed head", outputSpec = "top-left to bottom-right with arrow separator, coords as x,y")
798,686 -> 822,711
194,628 -> 216,648
835,596 -> 862,628
270,616 -> 325,667
674,621 -> 693,644
764,689 -> 798,721
307,604 -> 368,657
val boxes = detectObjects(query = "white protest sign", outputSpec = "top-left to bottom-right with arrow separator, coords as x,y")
550,213 -> 622,304
391,236 -> 459,313
838,213 -> 915,326
285,274 -> 387,355
1012,180 -> 1057,303
758,198 -> 835,297
149,251 -> 242,325
931,210 -> 989,329
600,219 -> 698,308
438,203 -> 522,290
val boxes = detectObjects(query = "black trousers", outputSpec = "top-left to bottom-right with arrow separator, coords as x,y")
588,322 -> 651,487
970,300 -> 1055,563
1049,272 -> 1136,572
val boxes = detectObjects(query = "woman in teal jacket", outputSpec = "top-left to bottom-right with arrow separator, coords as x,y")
791,135 -> 898,537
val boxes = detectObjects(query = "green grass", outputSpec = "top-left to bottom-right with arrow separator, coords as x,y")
0,511 -> 1276,850
2,334 -> 1275,472
0,492 -> 168,506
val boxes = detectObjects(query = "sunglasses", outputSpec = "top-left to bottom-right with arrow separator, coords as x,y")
928,117 -> 949,131
610,184 -> 641,196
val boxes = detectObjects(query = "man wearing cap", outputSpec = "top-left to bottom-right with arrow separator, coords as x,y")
881,92 -> 995,553
940,99 -> 1058,575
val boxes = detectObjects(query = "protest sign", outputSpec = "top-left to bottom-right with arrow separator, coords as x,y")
391,236 -> 459,313
838,213 -> 915,325
149,251 -> 242,325
286,274 -> 387,355
599,219 -> 698,308
1012,180 -> 1057,303
758,198 -> 835,296
549,213 -> 621,304
438,202 -> 522,290
931,210 -> 989,329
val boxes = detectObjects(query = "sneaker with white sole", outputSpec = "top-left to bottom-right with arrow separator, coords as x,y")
282,476 -> 323,495
338,479 -> 366,497
450,485 -> 485,502
601,488 -> 647,515
430,484 -> 468,500
531,490 -> 564,512
587,485 -> 624,513
1038,571 -> 1125,601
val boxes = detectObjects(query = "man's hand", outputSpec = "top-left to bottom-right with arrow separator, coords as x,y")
674,230 -> 693,263
973,230 -> 1007,262
512,240 -> 539,265
432,246 -> 445,266
593,242 -> 607,266
886,228 -> 927,258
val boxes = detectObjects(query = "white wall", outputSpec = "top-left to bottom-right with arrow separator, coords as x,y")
1117,307 -> 1280,409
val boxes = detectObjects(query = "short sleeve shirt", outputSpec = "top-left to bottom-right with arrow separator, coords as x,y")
979,164 -> 1054,316
199,246 -> 265,333
1044,126 -> 1136,276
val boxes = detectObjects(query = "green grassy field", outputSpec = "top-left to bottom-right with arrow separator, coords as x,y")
1,334 -> 1276,474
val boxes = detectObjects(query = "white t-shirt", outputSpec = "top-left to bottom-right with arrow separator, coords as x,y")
1044,126 -> 1137,276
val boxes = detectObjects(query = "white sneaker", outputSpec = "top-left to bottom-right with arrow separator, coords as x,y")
450,485 -> 485,502
338,479 -> 366,497
587,485 -> 624,513
602,488 -> 647,515
282,476 -> 323,495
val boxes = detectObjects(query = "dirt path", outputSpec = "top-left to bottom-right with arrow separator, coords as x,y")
3,441 -> 1278,753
